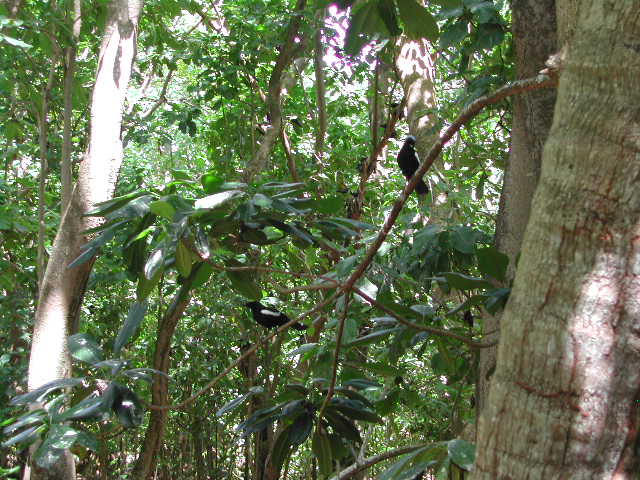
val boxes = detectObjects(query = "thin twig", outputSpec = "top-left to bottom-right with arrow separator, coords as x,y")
351,287 -> 496,349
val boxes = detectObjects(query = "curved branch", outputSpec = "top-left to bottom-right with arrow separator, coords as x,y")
342,74 -> 557,292
329,444 -> 427,480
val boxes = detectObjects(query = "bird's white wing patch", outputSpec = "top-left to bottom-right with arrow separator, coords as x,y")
260,309 -> 280,317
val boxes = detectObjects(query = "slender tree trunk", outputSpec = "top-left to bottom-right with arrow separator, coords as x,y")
132,272 -> 199,480
242,0 -> 307,183
60,0 -> 81,215
313,10 -> 327,161
25,2 -> 143,478
477,0 -> 557,414
473,1 -> 640,477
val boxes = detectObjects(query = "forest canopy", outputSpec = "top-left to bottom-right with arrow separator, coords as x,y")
2,0 -> 639,479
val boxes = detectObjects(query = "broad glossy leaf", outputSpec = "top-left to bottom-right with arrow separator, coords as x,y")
217,386 -> 264,417
55,395 -> 106,421
34,424 -> 78,468
328,398 -> 383,423
68,333 -> 103,364
2,410 -> 45,435
191,262 -> 214,289
85,190 -> 151,217
343,378 -> 382,390
397,0 -> 439,40
377,0 -> 402,36
376,446 -> 429,480
226,260 -> 262,300
473,22 -> 504,50
1,425 -> 44,448
143,245 -> 166,280
476,246 -> 508,281
122,367 -> 171,383
439,20 -> 468,49
114,301 -> 148,355
175,240 -> 193,277
323,409 -> 362,444
448,439 -> 475,470
270,426 -> 293,472
194,190 -> 245,210
312,429 -> 333,477
200,172 -> 224,194
149,200 -> 176,220
288,413 -> 313,446
136,267 -> 162,301
345,0 -> 389,56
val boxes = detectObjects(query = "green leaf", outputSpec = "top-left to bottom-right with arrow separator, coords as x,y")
55,395 -> 106,422
1,33 -> 32,48
136,267 -> 162,301
397,0 -> 439,40
484,287 -> 510,314
1,425 -> 44,448
75,431 -> 99,452
143,245 -> 166,280
34,425 -> 78,468
175,240 -> 193,277
441,272 -> 493,291
270,426 -> 294,472
122,368 -> 172,383
377,0 -> 402,36
328,398 -> 383,423
288,413 -> 313,446
476,246 -> 508,281
200,172 -> 224,193
216,386 -> 264,417
323,409 -> 362,444
10,379 -> 84,406
448,439 -> 475,470
468,1 -> 500,23
289,343 -> 319,357
226,260 -> 262,300
312,429 -> 333,477
439,19 -> 468,48
114,301 -> 148,355
344,327 -> 401,348
345,0 -> 390,56
194,190 -> 245,210
68,333 -> 104,364
376,445 -> 431,480
473,23 -> 504,50
191,262 -> 214,288
149,200 -> 176,220
343,378 -> 382,390
85,190 -> 151,217
2,410 -> 45,435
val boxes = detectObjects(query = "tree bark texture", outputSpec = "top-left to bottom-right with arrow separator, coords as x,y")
25,1 -> 143,478
242,0 -> 307,183
132,282 -> 194,480
478,0 -> 557,413
473,1 -> 640,477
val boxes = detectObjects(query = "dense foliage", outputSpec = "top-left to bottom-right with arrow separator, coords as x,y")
1,0 -> 513,478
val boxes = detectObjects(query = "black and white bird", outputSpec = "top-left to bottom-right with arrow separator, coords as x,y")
397,135 -> 429,195
245,301 -> 308,331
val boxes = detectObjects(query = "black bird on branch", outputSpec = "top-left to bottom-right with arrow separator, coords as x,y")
245,301 -> 308,331
397,135 -> 429,195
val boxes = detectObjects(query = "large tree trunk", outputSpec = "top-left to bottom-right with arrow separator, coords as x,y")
24,1 -> 143,478
477,0 -> 557,413
473,1 -> 640,477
